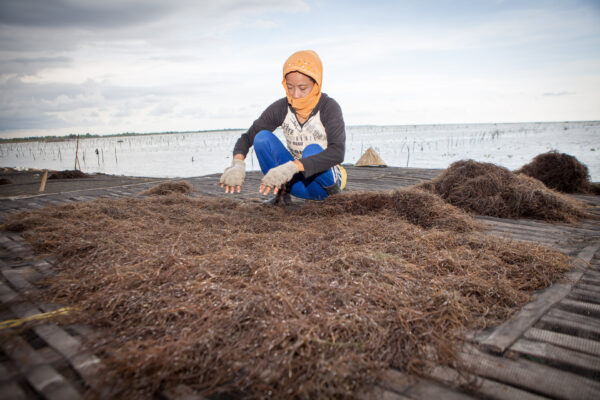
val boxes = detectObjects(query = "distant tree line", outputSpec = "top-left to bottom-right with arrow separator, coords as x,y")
0,129 -> 243,143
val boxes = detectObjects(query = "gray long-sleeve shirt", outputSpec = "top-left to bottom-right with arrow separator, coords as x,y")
233,93 -> 345,178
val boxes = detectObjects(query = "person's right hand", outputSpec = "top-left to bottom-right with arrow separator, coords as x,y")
220,158 -> 246,193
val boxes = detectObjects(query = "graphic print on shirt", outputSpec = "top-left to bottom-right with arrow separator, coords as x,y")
281,108 -> 328,159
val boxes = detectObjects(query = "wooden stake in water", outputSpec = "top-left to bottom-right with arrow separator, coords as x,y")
39,170 -> 48,193
74,134 -> 81,170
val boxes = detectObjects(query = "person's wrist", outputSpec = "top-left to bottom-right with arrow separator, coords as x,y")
293,160 -> 304,172
232,158 -> 245,167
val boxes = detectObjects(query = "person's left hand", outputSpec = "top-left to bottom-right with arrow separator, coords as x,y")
259,161 -> 299,195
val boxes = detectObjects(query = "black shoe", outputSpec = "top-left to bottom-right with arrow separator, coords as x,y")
263,185 -> 293,206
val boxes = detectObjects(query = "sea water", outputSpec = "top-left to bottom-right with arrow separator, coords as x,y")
1,121 -> 599,181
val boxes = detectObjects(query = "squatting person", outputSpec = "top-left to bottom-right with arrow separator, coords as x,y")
220,50 -> 347,204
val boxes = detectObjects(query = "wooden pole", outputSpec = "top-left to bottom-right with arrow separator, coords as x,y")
38,170 -> 48,193
74,134 -> 80,170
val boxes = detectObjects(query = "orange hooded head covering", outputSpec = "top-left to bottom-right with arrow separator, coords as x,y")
282,50 -> 323,121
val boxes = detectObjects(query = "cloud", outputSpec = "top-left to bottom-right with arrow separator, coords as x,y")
543,91 -> 574,97
0,0 -> 171,29
0,0 -> 309,52
0,55 -> 72,75
0,0 -> 599,137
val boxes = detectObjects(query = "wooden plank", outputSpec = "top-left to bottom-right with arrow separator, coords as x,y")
376,368 -> 417,394
429,366 -> 549,400
0,280 -> 18,303
460,346 -> 600,399
66,324 -> 103,343
479,220 -> 579,236
583,270 -> 600,280
559,298 -> 600,318
4,297 -> 102,389
0,362 -> 27,400
581,276 -> 600,286
524,327 -> 600,357
34,324 -> 101,388
483,230 -> 560,245
0,335 -> 81,400
32,259 -> 55,276
589,264 -> 600,273
477,216 -> 598,235
576,282 -> 600,293
4,237 -> 32,255
577,245 -> 600,266
569,288 -> 600,304
539,314 -> 600,340
1,269 -> 34,291
477,220 -> 565,235
10,265 -> 43,284
511,338 -> 600,373
479,244 -> 598,354
355,385 -> 413,400
405,381 -> 478,400
478,283 -> 571,353
480,228 -> 571,243
545,308 -> 600,331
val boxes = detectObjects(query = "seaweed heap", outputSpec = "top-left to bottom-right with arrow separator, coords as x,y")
418,160 -> 586,222
140,180 -> 192,196
5,190 -> 571,399
516,151 -> 592,193
49,170 -> 89,179
297,189 -> 476,232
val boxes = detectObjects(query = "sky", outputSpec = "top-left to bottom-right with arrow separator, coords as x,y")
0,0 -> 599,138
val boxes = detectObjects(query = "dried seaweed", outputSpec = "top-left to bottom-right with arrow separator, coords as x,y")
517,151 -> 592,193
296,189 -> 478,232
417,159 -> 586,222
140,181 -> 193,196
48,170 -> 90,179
5,192 -> 572,399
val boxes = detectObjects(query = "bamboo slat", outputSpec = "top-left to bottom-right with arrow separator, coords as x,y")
511,338 -> 600,373
460,346 -> 600,399
524,327 -> 600,357
429,365 -> 549,400
0,335 -> 81,400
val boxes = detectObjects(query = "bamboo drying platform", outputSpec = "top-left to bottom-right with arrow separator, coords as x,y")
1,166 -> 599,400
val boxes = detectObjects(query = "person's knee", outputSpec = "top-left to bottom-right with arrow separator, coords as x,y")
302,143 -> 323,158
254,130 -> 275,149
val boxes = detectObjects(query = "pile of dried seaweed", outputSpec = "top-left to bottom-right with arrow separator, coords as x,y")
5,189 -> 571,399
516,151 -> 592,193
48,170 -> 89,179
418,160 -> 586,222
140,180 -> 192,196
297,189 -> 477,232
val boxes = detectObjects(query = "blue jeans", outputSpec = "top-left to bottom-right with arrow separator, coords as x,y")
253,130 -> 336,200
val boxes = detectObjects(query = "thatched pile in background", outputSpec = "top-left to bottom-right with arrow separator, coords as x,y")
48,170 -> 89,179
355,147 -> 387,167
5,191 -> 572,399
418,160 -> 586,222
140,180 -> 192,196
516,151 -> 592,193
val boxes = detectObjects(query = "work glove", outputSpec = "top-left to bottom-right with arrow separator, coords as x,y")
220,159 -> 246,188
261,161 -> 299,189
